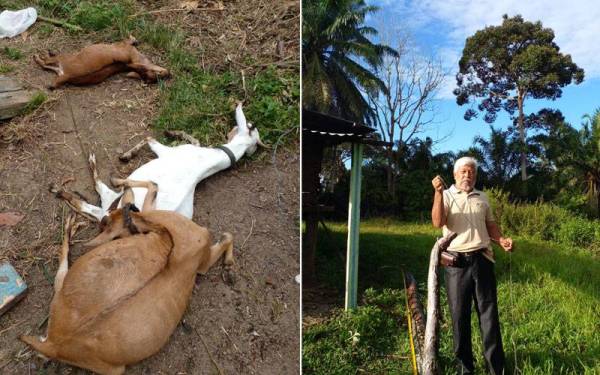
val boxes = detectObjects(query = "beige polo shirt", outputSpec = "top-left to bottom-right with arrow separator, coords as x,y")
442,185 -> 495,262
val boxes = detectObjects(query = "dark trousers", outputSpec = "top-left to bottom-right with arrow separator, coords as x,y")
444,251 -> 505,375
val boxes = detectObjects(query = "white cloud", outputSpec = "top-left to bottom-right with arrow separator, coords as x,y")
416,0 -> 600,79
379,0 -> 600,99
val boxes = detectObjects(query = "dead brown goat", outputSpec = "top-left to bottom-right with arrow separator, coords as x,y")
34,36 -> 170,89
21,180 -> 233,375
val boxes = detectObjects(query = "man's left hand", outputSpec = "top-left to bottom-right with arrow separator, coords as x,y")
499,237 -> 513,252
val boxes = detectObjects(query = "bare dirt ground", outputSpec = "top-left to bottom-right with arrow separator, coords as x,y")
0,1 -> 300,374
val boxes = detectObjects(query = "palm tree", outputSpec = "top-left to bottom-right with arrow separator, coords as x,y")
302,0 -> 396,124
470,126 -> 521,188
542,108 -> 600,216
577,108 -> 600,215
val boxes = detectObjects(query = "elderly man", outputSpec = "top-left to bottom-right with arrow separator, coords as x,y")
431,156 -> 513,375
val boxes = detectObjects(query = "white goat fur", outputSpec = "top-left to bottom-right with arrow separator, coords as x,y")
78,103 -> 261,220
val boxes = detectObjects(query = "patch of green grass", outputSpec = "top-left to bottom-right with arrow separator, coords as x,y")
304,220 -> 600,374
135,20 -> 184,52
153,68 -> 299,147
68,1 -> 132,32
34,0 -> 78,17
2,46 -> 23,60
304,288 -> 409,374
1,0 -> 137,36
36,23 -> 55,37
22,91 -> 48,114
0,64 -> 14,73
142,21 -> 298,147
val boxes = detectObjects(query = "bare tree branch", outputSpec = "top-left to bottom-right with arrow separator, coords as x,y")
366,31 -> 445,194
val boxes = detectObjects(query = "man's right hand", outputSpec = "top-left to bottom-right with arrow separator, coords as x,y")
432,175 -> 445,192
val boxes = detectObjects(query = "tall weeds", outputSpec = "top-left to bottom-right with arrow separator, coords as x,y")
487,188 -> 600,252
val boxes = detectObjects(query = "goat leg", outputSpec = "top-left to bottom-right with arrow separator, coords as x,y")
198,232 -> 234,275
88,154 -> 123,211
54,213 -> 84,293
110,178 -> 158,212
50,184 -> 104,221
33,54 -> 60,74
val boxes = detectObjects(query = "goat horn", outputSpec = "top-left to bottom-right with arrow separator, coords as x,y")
257,139 -> 271,149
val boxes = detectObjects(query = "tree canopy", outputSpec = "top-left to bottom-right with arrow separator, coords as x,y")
454,14 -> 584,181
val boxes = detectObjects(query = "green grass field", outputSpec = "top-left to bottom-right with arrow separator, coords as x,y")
303,219 -> 600,374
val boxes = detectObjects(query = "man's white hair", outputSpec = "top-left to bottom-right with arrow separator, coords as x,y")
454,156 -> 478,173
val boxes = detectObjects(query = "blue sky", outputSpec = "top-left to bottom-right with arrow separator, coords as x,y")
366,0 -> 600,154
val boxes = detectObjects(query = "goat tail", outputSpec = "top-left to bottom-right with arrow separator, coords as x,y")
20,335 -> 58,359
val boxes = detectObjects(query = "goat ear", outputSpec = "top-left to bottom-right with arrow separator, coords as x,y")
227,126 -> 239,142
84,213 -> 126,247
127,63 -> 149,74
126,71 -> 141,79
84,228 -> 119,248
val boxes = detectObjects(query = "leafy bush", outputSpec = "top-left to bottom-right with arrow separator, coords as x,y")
303,289 -> 406,374
487,187 -> 600,250
557,217 -> 597,248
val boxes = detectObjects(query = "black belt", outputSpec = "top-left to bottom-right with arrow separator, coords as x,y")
213,145 -> 236,168
448,248 -> 485,257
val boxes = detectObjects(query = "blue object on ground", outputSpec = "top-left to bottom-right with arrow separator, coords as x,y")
0,262 -> 28,316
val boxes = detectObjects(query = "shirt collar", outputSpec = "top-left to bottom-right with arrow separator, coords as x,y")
449,184 -> 479,196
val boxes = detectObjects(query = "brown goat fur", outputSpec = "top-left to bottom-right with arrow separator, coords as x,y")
34,36 -> 170,89
21,209 -> 233,374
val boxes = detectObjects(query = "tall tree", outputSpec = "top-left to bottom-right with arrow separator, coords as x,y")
367,38 -> 444,195
302,0 -> 396,123
454,14 -> 584,181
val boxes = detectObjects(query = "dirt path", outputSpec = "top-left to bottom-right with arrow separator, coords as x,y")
0,9 -> 299,375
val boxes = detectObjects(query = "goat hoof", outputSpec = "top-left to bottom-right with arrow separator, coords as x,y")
222,266 -> 236,286
118,154 -> 131,163
48,183 -> 60,194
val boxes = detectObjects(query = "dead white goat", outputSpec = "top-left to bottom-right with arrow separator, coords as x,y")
52,102 -> 267,221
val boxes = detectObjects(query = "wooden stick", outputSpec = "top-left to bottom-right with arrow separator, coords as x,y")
37,16 -> 83,32
194,326 -> 224,375
119,138 -> 148,162
164,130 -> 200,146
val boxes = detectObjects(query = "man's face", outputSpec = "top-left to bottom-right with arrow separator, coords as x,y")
453,164 -> 476,192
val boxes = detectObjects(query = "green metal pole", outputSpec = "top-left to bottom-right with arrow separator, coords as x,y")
345,142 -> 364,310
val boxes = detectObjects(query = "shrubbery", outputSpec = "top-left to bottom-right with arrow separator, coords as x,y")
303,289 -> 407,374
486,188 -> 600,251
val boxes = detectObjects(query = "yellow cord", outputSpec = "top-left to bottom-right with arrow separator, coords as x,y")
403,270 -> 419,375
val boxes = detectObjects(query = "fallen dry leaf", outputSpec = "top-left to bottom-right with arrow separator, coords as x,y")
0,212 -> 24,227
